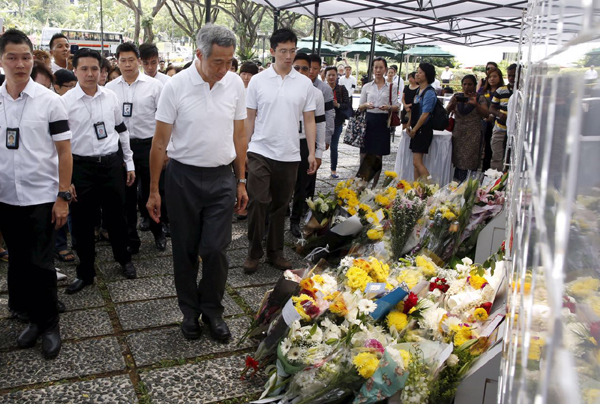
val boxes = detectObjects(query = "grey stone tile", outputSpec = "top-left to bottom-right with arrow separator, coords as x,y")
226,265 -> 282,289
0,295 -> 9,320
99,256 -> 174,283
228,248 -> 251,269
108,276 -> 176,303
95,240 -> 172,264
0,308 -> 113,350
0,337 -> 125,389
0,375 -> 136,404
229,231 -> 249,250
236,285 -> 274,315
58,285 -> 105,311
127,317 -> 256,367
117,294 -> 243,331
141,354 -> 266,404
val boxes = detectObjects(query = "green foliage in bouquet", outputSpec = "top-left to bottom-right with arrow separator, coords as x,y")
428,348 -> 475,404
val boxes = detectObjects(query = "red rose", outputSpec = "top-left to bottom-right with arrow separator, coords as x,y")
480,302 -> 493,315
429,277 -> 449,293
305,303 -> 320,317
403,292 -> 419,314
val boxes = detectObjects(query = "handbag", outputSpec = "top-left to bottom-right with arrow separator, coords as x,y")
446,114 -> 455,132
344,109 -> 367,148
387,84 -> 401,128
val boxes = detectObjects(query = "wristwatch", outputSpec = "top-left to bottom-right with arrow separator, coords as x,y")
237,179 -> 247,185
57,191 -> 72,202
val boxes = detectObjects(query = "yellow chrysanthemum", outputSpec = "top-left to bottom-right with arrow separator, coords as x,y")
399,180 -> 412,191
397,269 -> 423,290
353,352 -> 380,379
353,258 -> 372,272
347,207 -> 357,216
346,266 -> 372,291
469,275 -> 488,290
442,210 -> 457,221
399,350 -> 411,367
368,257 -> 390,283
299,278 -> 315,291
291,294 -> 315,304
386,311 -> 409,332
453,327 -> 473,346
474,308 -> 489,321
384,170 -> 398,178
374,194 -> 391,207
312,274 -> 324,285
359,203 -> 372,213
329,297 -> 348,317
365,211 -> 380,224
568,277 -> 600,299
415,255 -> 437,277
367,228 -> 384,241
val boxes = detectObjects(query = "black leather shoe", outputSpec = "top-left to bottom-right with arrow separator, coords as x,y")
162,223 -> 171,238
41,323 -> 61,360
139,217 -> 150,232
65,278 -> 93,294
202,315 -> 231,341
9,308 -> 30,323
181,316 -> 201,340
290,222 -> 301,238
127,245 -> 140,255
122,262 -> 137,279
17,323 -> 40,348
57,300 -> 66,313
155,234 -> 167,251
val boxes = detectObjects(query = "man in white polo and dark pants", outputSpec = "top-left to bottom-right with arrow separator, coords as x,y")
243,28 -> 317,274
63,48 -> 138,294
147,24 -> 248,342
106,42 -> 166,253
0,29 -> 72,359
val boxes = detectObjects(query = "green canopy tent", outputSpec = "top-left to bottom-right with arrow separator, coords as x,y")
402,45 -> 455,77
297,36 -> 341,57
339,37 -> 400,59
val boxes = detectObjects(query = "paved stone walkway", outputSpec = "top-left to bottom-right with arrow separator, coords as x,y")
0,141 -> 398,404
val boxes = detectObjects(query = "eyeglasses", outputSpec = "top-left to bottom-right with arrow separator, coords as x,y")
293,65 -> 309,72
60,84 -> 76,89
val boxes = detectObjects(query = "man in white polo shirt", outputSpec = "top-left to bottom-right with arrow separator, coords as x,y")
139,43 -> 171,85
0,29 -> 73,359
49,33 -> 70,73
62,48 -> 137,294
106,42 -> 166,254
243,28 -> 317,274
339,65 -> 357,96
147,24 -> 247,342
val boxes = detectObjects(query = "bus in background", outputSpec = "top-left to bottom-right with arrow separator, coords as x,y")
41,27 -> 123,55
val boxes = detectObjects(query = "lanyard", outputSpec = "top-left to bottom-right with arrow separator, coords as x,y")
82,93 -> 105,123
121,79 -> 139,104
2,94 -> 29,129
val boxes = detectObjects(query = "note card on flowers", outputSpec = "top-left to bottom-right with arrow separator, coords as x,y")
370,286 -> 409,321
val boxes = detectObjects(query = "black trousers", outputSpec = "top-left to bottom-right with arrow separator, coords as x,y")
126,138 -> 164,249
0,202 -> 58,330
165,160 -> 235,320
71,154 -> 131,282
291,139 -> 317,224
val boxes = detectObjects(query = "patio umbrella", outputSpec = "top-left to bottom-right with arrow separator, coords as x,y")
297,36 -> 340,56
403,45 -> 454,57
339,37 -> 400,59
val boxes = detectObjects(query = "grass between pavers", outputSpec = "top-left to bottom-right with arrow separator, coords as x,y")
225,285 -> 257,318
137,346 -> 258,372
210,392 -> 262,404
0,372 -> 129,396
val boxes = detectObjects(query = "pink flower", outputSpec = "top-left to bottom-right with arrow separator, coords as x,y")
365,339 -> 385,354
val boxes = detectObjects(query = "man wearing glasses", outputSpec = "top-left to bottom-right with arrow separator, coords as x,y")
243,28 -> 317,274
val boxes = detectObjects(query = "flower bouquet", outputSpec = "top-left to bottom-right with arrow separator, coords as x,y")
391,192 -> 427,260
303,192 -> 338,239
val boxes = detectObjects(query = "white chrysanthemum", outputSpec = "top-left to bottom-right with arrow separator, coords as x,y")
358,299 -> 377,314
287,347 -> 303,362
418,306 -> 447,339
442,316 -> 462,333
484,168 -> 502,179
340,256 -> 355,268
447,354 -> 459,367
280,338 -> 292,355
387,348 -> 407,372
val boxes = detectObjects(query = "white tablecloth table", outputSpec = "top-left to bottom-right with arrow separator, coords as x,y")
394,130 -> 453,186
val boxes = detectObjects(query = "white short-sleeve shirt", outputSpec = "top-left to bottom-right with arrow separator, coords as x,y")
338,75 -> 357,96
106,72 -> 163,140
0,79 -> 72,206
153,72 -> 170,85
62,84 -> 135,171
155,65 -> 246,168
246,66 -> 316,162
299,86 -> 326,159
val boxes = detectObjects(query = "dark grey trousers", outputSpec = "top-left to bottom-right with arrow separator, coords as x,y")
165,159 -> 235,320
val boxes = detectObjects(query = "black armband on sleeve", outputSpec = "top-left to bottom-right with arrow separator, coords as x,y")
115,122 -> 127,133
315,114 -> 326,123
49,120 -> 69,135
324,100 -> 334,111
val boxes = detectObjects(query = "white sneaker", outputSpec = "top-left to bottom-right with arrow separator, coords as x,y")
56,268 -> 67,281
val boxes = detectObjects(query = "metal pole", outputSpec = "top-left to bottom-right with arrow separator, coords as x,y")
273,9 -> 280,32
205,0 -> 211,24
100,0 -> 104,55
367,18 -> 376,81
317,18 -> 323,57
312,0 -> 319,53
397,34 -> 405,77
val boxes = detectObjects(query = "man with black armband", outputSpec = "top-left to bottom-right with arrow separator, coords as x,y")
62,48 -> 137,294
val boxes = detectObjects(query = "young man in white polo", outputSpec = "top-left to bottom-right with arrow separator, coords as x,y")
106,42 -> 167,254
147,24 -> 248,342
243,28 -> 317,274
0,29 -> 73,359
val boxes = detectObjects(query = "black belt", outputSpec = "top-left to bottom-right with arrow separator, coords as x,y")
130,137 -> 153,145
73,152 -> 119,163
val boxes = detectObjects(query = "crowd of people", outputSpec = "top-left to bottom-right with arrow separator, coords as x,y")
0,24 -> 515,361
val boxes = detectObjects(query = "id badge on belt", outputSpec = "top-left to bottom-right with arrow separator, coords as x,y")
6,128 -> 19,150
94,122 -> 108,140
122,102 -> 133,117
